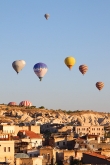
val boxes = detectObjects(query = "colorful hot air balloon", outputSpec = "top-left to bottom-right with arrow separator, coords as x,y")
44,13 -> 50,20
12,60 -> 26,74
79,64 -> 88,75
8,102 -> 17,106
33,62 -> 48,81
96,82 -> 104,91
64,56 -> 76,70
19,101 -> 32,107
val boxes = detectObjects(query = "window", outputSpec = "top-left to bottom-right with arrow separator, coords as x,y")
8,147 -> 10,152
57,142 -> 59,145
4,147 -> 6,152
63,142 -> 65,145
47,153 -> 50,161
5,135 -> 7,138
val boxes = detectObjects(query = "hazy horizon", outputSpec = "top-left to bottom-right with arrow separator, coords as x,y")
0,0 -> 110,112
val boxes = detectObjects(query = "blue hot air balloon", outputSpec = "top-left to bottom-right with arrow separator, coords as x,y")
33,62 -> 48,81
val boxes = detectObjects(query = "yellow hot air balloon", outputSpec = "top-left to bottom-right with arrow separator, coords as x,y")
64,56 -> 76,70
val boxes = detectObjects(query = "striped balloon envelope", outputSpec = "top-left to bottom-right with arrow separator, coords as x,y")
96,82 -> 104,91
8,102 -> 17,106
79,64 -> 88,75
19,101 -> 32,107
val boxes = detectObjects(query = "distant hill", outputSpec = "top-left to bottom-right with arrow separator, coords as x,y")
0,104 -> 110,127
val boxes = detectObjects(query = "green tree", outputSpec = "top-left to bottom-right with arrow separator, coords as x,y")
39,106 -> 45,109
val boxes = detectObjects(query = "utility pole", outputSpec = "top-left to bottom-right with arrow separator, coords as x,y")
35,113 -> 36,125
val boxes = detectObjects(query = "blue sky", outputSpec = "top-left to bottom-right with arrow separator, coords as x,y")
0,0 -> 110,112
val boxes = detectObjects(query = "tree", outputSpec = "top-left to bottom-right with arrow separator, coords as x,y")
39,106 -> 45,109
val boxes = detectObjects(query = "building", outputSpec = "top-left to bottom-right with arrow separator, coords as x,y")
82,152 -> 110,165
15,156 -> 46,165
40,123 -> 64,133
27,149 -> 39,157
49,133 -> 75,150
0,133 -> 14,165
17,130 -> 43,148
58,126 -> 73,134
0,125 -> 40,135
74,126 -> 104,137
40,146 -> 54,165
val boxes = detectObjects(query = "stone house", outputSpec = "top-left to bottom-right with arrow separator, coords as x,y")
74,125 -> 104,137
17,130 -> 42,147
82,152 -> 110,165
49,133 -> 75,150
0,133 -> 14,165
15,156 -> 46,165
0,125 -> 40,135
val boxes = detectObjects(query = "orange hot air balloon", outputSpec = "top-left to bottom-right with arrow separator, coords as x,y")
79,64 -> 88,75
96,82 -> 104,91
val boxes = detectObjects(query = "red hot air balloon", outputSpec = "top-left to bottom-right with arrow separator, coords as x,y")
96,82 -> 104,91
19,101 -> 32,107
8,102 -> 17,106
79,64 -> 88,75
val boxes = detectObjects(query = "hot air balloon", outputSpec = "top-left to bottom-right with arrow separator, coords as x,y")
33,62 -> 48,81
8,102 -> 17,106
64,56 -> 76,70
12,60 -> 26,74
44,14 -> 50,20
79,64 -> 88,75
19,101 -> 32,107
96,82 -> 104,91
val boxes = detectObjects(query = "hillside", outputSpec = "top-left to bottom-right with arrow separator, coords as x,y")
0,104 -> 110,127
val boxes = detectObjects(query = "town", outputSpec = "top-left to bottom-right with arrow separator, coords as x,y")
1,0 -> 109,164
0,103 -> 110,165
